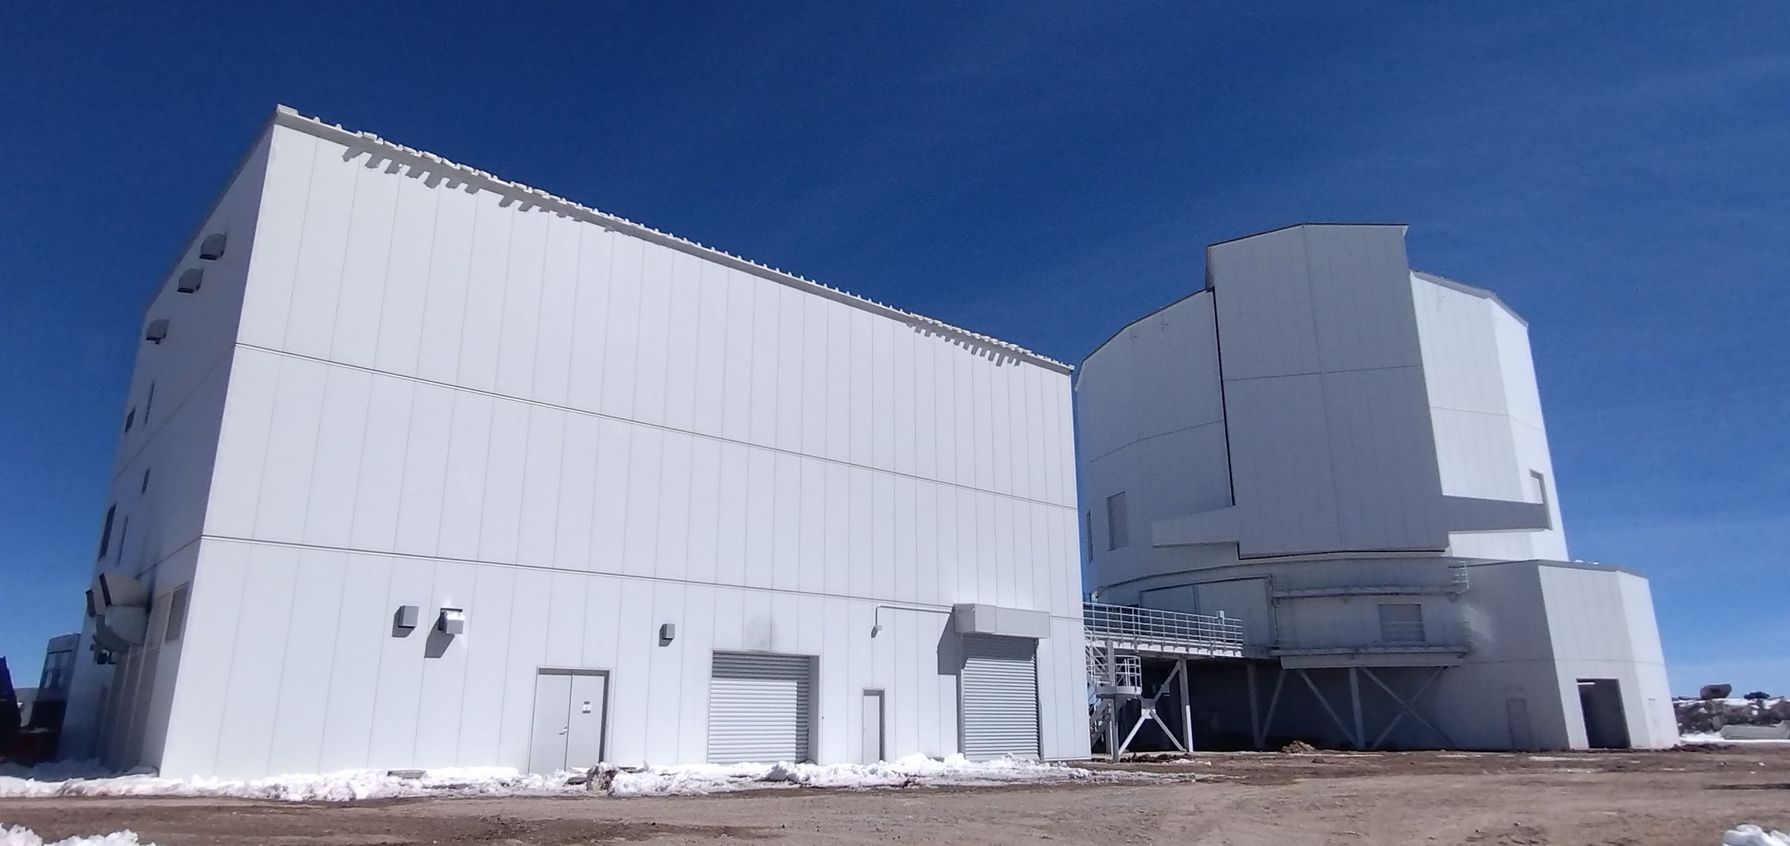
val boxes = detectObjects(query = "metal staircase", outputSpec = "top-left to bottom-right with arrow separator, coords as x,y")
1083,601 -> 1248,758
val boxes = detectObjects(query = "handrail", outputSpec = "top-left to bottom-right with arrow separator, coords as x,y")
1083,601 -> 1245,649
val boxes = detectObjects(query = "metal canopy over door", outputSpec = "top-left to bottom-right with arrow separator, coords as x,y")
960,635 -> 1040,759
707,652 -> 814,764
528,669 -> 608,774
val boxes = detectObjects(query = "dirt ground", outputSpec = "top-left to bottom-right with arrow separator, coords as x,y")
4,745 -> 1789,845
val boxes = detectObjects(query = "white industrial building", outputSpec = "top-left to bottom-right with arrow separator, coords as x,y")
64,107 -> 1090,778
1078,224 -> 1677,752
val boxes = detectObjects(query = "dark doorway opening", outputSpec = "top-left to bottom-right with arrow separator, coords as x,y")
1577,678 -> 1630,749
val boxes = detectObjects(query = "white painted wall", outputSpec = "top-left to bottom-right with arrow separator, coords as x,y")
1411,275 -> 1567,561
1537,564 -> 1676,748
1078,225 -> 1673,753
63,129 -> 275,765
80,112 -> 1087,776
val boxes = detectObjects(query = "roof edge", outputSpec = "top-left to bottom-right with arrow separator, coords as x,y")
1206,222 -> 1409,251
271,106 -> 1070,373
1412,270 -> 1529,327
1077,288 -> 1214,371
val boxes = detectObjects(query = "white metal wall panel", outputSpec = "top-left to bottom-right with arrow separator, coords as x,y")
960,635 -> 1039,760
708,653 -> 814,764
82,114 -> 1085,776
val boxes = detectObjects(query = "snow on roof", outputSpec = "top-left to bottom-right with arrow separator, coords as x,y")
272,107 -> 1069,373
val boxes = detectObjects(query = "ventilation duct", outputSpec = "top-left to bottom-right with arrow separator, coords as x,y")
145,319 -> 169,344
176,268 -> 203,294
198,233 -> 227,261
94,606 -> 148,650
89,571 -> 152,651
93,571 -> 150,610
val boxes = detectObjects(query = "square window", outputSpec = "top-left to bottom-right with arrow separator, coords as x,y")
1378,603 -> 1425,643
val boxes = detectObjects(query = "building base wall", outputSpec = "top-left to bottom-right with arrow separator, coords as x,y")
1121,561 -> 1675,753
141,538 -> 1085,778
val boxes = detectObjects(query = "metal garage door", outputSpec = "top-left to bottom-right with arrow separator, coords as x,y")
708,652 -> 814,763
960,635 -> 1040,759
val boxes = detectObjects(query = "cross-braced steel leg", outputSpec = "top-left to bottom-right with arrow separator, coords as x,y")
1116,660 -> 1189,757
1365,667 -> 1454,749
1295,669 -> 1358,747
1254,666 -> 1286,749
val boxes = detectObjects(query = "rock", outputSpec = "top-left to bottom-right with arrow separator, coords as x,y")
1280,740 -> 1317,753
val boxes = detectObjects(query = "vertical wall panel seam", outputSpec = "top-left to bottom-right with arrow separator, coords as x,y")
395,186 -> 443,370
452,564 -> 486,764
1297,230 -> 1349,547
273,140 -> 324,350
256,550 -> 304,775
361,554 -> 398,766
406,562 -> 440,763
308,552 -> 350,773
317,161 -> 366,357
357,158 -> 405,367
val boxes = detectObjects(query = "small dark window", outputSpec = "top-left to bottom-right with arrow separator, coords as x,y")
1529,470 -> 1552,529
1106,492 -> 1130,550
96,504 -> 117,560
116,516 -> 129,562
141,468 -> 151,494
123,407 -> 136,433
164,584 -> 191,643
145,382 -> 156,423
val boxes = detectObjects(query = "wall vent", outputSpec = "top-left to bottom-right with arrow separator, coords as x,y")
176,268 -> 203,293
145,319 -> 169,344
198,233 -> 227,261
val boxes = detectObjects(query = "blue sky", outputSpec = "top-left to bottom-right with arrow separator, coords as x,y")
1,3 -> 1785,694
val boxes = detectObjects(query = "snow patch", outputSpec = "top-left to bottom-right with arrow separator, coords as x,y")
0,755 -> 1101,802
1681,733 -> 1790,747
609,754 -> 1092,797
1724,825 -> 1790,846
0,767 -> 566,802
0,825 -> 152,846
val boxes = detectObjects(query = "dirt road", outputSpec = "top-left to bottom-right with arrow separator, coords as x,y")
4,746 -> 1787,845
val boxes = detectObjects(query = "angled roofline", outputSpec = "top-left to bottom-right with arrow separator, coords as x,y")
271,107 -> 1069,373
143,114 -> 280,312
1204,221 -> 1409,251
1412,270 -> 1529,327
1077,288 -> 1213,373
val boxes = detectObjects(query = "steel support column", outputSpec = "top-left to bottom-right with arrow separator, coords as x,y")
1348,667 -> 1366,750
1177,658 -> 1193,753
1246,663 -> 1262,750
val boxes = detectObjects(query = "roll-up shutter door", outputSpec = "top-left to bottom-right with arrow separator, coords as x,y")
708,652 -> 814,763
960,635 -> 1040,759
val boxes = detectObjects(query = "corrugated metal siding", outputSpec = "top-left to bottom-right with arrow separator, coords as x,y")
960,636 -> 1039,759
707,652 -> 813,764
